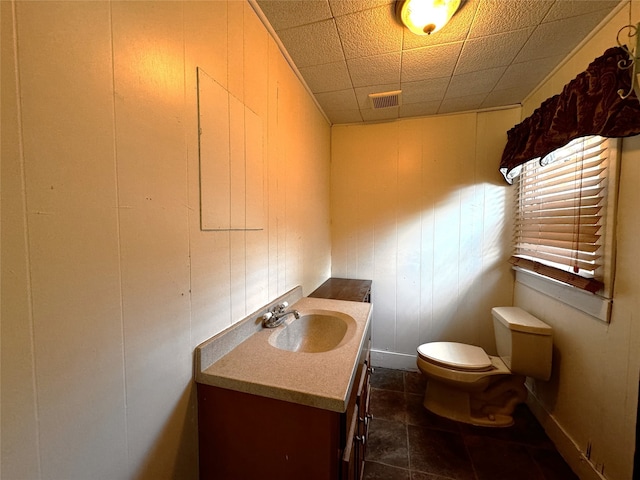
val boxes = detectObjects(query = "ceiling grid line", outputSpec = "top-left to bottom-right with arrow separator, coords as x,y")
256,0 -> 623,124
437,0 -> 483,113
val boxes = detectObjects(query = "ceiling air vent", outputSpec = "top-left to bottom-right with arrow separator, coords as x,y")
369,90 -> 402,109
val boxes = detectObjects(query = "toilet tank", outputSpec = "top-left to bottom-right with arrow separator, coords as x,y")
491,307 -> 553,381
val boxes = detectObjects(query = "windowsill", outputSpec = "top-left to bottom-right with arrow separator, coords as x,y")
513,267 -> 612,323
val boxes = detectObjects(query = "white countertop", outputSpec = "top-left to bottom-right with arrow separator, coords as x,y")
196,293 -> 372,412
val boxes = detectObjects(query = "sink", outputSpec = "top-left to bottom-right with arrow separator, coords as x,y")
268,310 -> 356,353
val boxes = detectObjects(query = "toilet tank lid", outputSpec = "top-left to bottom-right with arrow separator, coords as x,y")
492,307 -> 552,335
417,342 -> 493,371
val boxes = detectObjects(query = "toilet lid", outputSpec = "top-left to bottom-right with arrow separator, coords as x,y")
417,342 -> 492,371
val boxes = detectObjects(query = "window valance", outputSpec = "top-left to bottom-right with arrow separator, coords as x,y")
500,46 -> 640,183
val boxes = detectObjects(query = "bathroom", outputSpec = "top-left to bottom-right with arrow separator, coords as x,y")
2,0 -> 639,479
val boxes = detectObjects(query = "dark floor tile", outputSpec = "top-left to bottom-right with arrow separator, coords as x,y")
411,471 -> 455,480
529,447 -> 579,480
366,418 -> 410,468
465,435 -> 543,480
371,367 -> 405,392
363,461 -> 411,480
366,369 -> 573,480
408,425 -> 475,480
404,371 -> 428,395
370,387 -> 407,423
406,393 -> 460,433
459,404 -> 554,449
509,404 -> 555,448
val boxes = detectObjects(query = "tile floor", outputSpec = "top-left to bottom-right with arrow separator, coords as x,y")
364,367 -> 579,480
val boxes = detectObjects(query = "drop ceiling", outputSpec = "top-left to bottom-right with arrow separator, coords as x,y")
255,0 -> 622,124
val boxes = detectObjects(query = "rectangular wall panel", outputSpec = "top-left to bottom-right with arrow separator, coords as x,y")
198,68 -> 231,230
245,106 -> 264,230
229,94 -> 246,229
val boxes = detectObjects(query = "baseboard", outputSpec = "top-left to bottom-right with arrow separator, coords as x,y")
526,391 -> 607,480
370,349 -> 419,372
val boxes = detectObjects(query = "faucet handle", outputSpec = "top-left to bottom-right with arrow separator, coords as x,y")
277,301 -> 289,311
262,311 -> 274,327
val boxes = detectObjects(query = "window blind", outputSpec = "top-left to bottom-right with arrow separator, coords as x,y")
512,135 -> 609,293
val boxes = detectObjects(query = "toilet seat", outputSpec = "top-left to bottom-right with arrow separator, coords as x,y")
417,342 -> 493,372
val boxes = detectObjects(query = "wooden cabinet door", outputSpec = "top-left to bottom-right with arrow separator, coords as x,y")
356,364 -> 370,480
198,384 -> 340,480
341,405 -> 359,480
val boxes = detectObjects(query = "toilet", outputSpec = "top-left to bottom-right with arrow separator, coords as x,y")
416,306 -> 552,427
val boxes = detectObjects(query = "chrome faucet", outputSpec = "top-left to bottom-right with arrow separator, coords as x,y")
262,301 -> 300,328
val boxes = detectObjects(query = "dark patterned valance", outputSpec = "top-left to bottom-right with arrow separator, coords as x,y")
500,46 -> 640,183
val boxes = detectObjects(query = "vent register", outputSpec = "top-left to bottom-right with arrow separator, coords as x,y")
369,90 -> 402,109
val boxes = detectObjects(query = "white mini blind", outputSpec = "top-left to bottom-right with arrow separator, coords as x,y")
512,135 -> 610,293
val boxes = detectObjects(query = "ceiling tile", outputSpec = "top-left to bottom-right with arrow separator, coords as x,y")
515,10 -> 613,64
542,1 -> 620,23
454,28 -> 534,75
401,77 -> 450,104
257,0 -> 620,124
438,93 -> 488,114
446,66 -> 506,98
335,4 -> 402,59
399,100 -> 440,118
329,0 -> 394,18
257,0 -> 332,30
354,83 -> 401,109
494,55 -> 564,91
276,19 -> 344,68
324,109 -> 363,124
481,85 -> 534,108
401,0 -> 478,50
468,0 -> 553,38
315,89 -> 359,111
298,61 -> 352,93
361,106 -> 399,122
401,42 -> 463,82
347,52 -> 401,87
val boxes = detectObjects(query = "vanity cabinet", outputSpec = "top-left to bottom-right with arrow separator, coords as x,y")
309,278 -> 372,304
342,337 -> 372,480
312,277 -> 372,480
197,325 -> 371,480
197,281 -> 372,480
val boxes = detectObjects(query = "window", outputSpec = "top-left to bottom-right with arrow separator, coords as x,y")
510,136 -> 619,297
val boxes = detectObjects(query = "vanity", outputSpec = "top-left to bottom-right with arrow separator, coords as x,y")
195,282 -> 372,480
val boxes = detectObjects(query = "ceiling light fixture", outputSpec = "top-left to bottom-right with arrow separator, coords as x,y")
396,0 -> 461,35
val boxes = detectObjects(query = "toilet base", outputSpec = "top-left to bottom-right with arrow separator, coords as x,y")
423,374 -> 527,428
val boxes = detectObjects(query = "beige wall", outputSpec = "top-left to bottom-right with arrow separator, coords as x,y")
1,1 -> 331,479
331,108 -> 521,368
514,3 -> 640,480
4,0 -> 639,479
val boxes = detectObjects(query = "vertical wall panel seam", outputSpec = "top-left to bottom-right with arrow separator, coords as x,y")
242,3 -> 248,315
266,41 -> 270,297
10,0 -> 42,476
243,118 -> 247,313
276,82 -> 281,295
393,122 -> 401,352
107,1 -> 130,469
181,1 -> 194,351
350,129 -> 355,279
475,114 -> 486,308
226,6 -> 233,325
418,123 -> 424,347
429,135 -> 435,344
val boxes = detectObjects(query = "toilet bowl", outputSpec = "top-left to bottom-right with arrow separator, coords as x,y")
416,307 -> 552,427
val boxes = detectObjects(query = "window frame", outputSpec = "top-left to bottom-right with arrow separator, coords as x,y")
510,136 -> 620,319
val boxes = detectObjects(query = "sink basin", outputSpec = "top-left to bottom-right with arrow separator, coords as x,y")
268,310 -> 356,353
